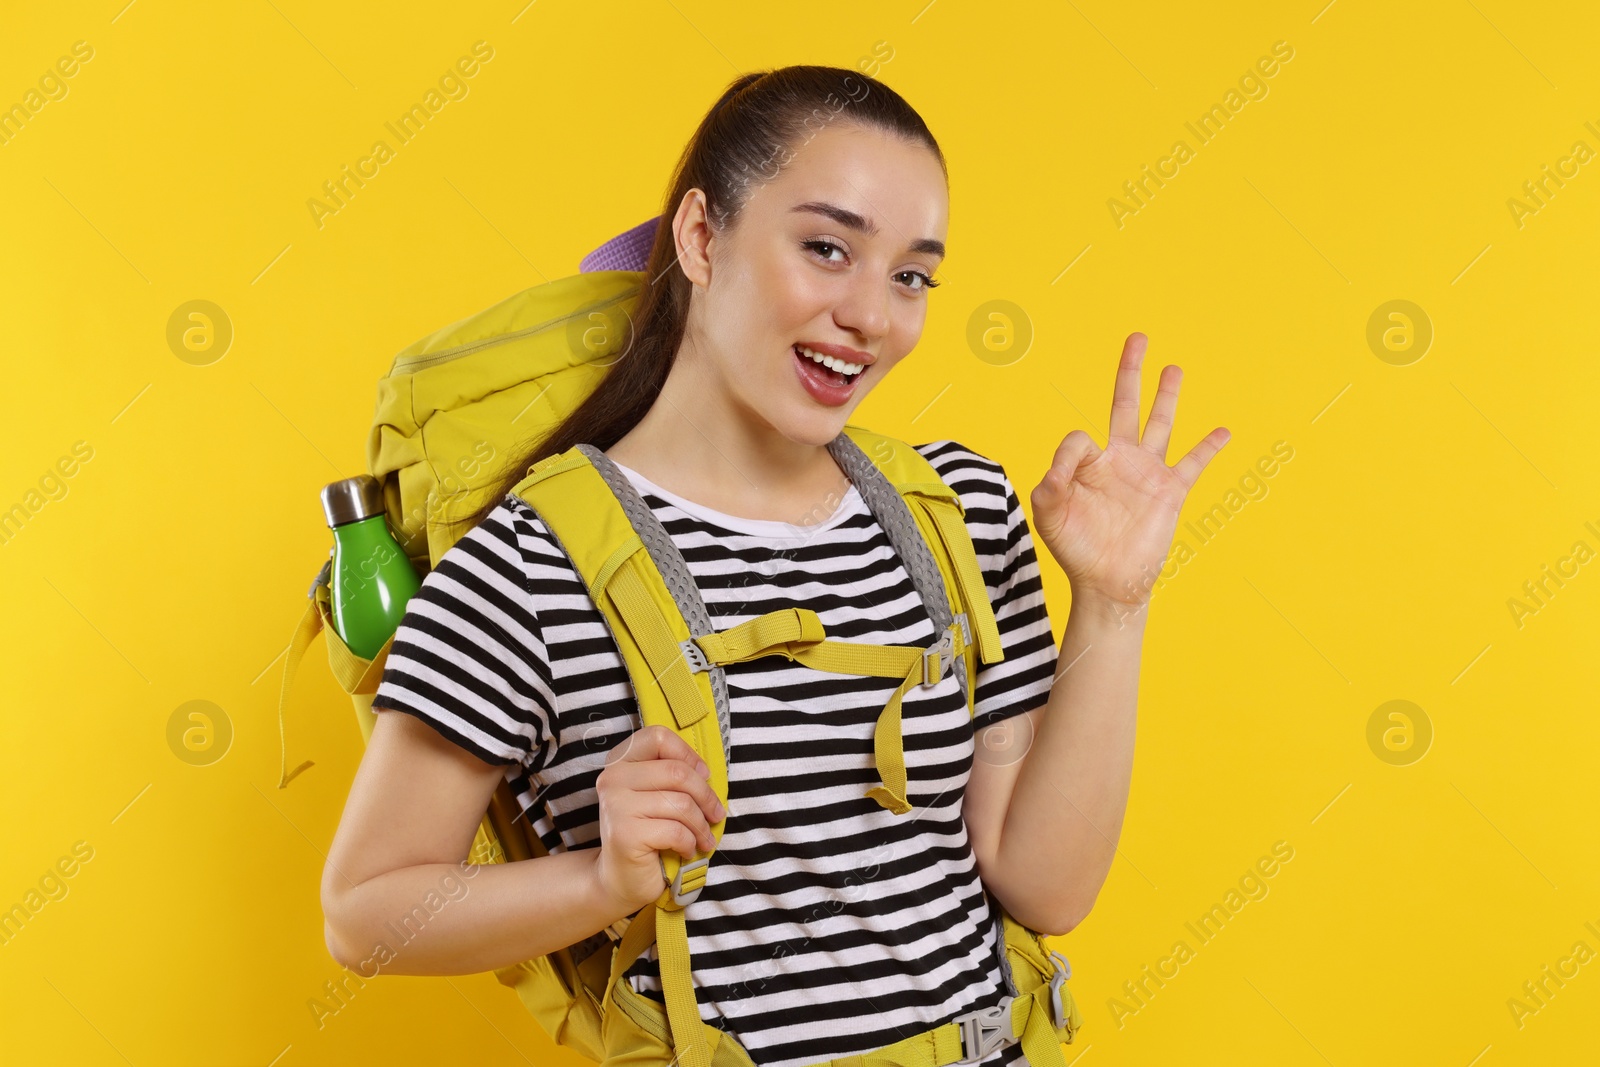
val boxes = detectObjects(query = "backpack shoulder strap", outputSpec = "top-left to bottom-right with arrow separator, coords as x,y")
509,443 -> 728,1067
829,426 -> 1005,683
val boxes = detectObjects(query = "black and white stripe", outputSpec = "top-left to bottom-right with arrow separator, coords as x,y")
372,440 -> 1059,1067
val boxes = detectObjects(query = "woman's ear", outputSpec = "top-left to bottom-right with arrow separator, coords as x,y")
673,187 -> 716,289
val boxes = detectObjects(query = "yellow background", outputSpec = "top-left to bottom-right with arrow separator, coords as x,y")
3,0 -> 1597,1063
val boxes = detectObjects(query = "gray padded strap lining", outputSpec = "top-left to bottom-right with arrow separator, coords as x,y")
826,433 -> 968,701
576,444 -> 733,762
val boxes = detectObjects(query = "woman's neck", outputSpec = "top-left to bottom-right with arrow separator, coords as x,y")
603,357 -> 852,525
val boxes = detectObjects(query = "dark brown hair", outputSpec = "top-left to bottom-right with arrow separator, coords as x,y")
459,64 -> 945,533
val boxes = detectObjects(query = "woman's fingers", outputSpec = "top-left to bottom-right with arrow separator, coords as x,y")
1108,332 -> 1148,444
605,757 -> 726,829
629,792 -> 719,854
606,722 -> 706,773
633,817 -> 706,865
1031,429 -> 1099,544
1171,426 -> 1232,490
1141,364 -> 1183,461
598,776 -> 716,854
592,725 -> 728,912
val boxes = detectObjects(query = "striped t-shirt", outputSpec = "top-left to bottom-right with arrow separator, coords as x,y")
370,440 -> 1059,1067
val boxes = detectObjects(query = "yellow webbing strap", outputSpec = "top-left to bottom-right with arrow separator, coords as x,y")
599,901 -> 716,1067
276,596 -> 321,789
608,560 -> 710,730
862,660 -> 927,817
277,580 -> 397,789
656,905 -> 710,1067
797,973 -> 1067,1067
687,607 -> 971,817
1013,989 -> 1071,1067
692,606 -> 825,662
599,903 -> 714,1067
603,905 -> 657,1007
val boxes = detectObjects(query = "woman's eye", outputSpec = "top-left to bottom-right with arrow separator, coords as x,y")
804,240 -> 939,292
802,239 -> 846,263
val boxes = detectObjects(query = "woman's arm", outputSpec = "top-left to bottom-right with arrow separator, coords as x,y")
967,595 -> 1144,935
321,712 -> 726,977
321,710 -> 633,976
966,332 -> 1228,934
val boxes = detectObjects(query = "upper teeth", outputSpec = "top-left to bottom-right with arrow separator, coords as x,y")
798,345 -> 864,377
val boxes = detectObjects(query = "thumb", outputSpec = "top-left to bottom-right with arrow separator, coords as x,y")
1031,462 -> 1066,514
1030,466 -> 1073,546
1031,431 -> 1098,530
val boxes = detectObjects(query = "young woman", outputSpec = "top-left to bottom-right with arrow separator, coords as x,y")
321,65 -> 1228,1067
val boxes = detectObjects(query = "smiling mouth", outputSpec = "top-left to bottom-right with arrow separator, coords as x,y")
793,343 -> 865,386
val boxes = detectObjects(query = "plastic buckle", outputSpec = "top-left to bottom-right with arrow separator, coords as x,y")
955,996 -> 1017,1063
921,631 -> 954,687
1047,951 -> 1072,1030
679,637 -> 710,674
953,611 -> 971,650
669,855 -> 710,905
307,559 -> 331,598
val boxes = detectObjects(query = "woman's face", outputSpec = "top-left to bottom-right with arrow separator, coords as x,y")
675,121 -> 949,448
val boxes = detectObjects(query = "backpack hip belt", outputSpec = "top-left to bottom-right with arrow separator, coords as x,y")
603,904 -> 1078,1067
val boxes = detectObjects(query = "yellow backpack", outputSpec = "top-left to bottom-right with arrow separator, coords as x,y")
276,267 -> 1084,1066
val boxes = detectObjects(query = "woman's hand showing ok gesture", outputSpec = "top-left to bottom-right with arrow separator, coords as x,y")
1030,332 -> 1230,620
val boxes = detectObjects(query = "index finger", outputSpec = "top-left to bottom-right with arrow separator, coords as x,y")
1109,332 -> 1148,444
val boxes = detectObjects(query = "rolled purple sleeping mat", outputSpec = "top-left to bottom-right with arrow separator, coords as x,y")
579,216 -> 660,273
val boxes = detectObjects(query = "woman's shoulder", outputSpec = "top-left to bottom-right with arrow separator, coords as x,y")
910,439 -> 1018,512
415,494 -> 592,638
440,494 -> 576,575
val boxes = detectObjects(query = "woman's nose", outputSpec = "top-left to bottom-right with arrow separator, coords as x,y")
834,274 -> 891,342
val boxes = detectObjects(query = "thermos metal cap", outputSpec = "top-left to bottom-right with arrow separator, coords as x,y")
321,475 -> 386,528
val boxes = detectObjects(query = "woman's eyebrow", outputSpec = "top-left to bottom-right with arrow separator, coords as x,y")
790,200 -> 945,259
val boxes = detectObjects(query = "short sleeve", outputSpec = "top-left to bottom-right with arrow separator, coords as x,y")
926,443 -> 1059,731
370,499 -> 558,772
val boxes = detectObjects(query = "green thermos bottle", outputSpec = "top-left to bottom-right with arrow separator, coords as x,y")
320,475 -> 422,660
